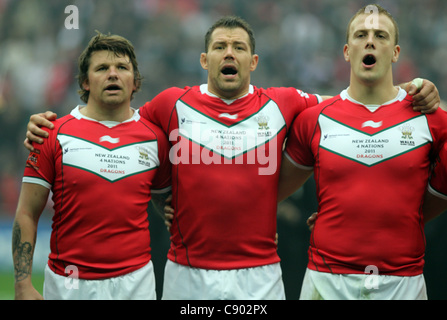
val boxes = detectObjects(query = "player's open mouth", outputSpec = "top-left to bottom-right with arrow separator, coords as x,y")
362,54 -> 376,68
104,84 -> 122,92
221,65 -> 238,77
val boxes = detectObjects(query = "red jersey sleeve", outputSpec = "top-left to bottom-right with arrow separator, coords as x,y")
429,143 -> 447,198
139,87 -> 189,133
150,124 -> 172,193
24,125 -> 58,187
426,108 -> 447,198
295,89 -> 321,109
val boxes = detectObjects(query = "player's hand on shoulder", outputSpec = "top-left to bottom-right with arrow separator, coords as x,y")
407,79 -> 440,114
24,111 -> 57,151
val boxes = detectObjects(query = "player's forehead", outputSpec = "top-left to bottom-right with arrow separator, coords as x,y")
349,13 -> 395,36
209,27 -> 251,45
89,50 -> 132,67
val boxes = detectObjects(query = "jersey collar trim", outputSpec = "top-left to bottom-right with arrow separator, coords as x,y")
71,105 -> 140,128
340,87 -> 407,111
199,84 -> 254,105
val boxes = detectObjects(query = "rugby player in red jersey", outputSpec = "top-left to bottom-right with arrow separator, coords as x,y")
279,4 -> 447,300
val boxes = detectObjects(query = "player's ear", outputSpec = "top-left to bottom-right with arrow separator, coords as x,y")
343,44 -> 350,62
250,54 -> 259,72
82,79 -> 90,91
200,53 -> 208,70
392,45 -> 400,63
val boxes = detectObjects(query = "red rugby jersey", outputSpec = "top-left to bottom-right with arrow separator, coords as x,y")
140,84 -> 320,269
285,89 -> 447,276
23,107 -> 171,279
429,143 -> 447,198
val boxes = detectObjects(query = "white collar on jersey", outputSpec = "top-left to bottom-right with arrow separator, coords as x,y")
71,105 -> 140,128
341,87 -> 407,112
200,84 -> 254,105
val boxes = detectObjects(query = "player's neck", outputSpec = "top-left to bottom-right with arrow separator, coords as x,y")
81,103 -> 134,122
347,77 -> 398,106
206,81 -> 251,101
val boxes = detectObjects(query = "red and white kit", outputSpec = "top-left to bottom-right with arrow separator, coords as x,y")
140,84 -> 320,270
285,89 -> 447,276
24,107 -> 171,280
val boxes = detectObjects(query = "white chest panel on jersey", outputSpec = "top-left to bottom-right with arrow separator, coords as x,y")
175,99 -> 286,159
318,114 -> 432,166
58,134 -> 159,182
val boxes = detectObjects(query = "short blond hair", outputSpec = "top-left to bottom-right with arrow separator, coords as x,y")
346,4 -> 399,45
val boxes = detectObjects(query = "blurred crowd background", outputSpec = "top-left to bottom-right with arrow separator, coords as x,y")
1,0 -> 447,299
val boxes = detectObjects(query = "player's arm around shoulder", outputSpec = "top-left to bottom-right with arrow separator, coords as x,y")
277,153 -> 313,203
147,119 -> 173,224
24,111 -> 57,151
278,108 -> 317,202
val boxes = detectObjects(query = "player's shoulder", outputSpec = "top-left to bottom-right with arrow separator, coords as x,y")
136,112 -> 163,131
256,86 -> 303,98
48,113 -> 77,132
156,86 -> 194,100
425,104 -> 447,118
142,86 -> 195,110
424,106 -> 447,131
136,112 -> 168,139
300,95 -> 342,117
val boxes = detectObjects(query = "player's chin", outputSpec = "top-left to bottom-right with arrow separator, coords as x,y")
220,79 -> 243,90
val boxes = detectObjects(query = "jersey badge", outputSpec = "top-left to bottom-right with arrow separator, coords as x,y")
26,149 -> 41,171
399,125 -> 415,146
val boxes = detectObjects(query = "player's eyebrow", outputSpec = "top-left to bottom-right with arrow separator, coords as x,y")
351,27 -> 391,40
93,59 -> 131,70
212,40 -> 248,47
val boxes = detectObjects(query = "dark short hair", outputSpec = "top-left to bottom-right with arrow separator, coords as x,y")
204,16 -> 256,54
77,31 -> 143,103
346,4 -> 399,45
